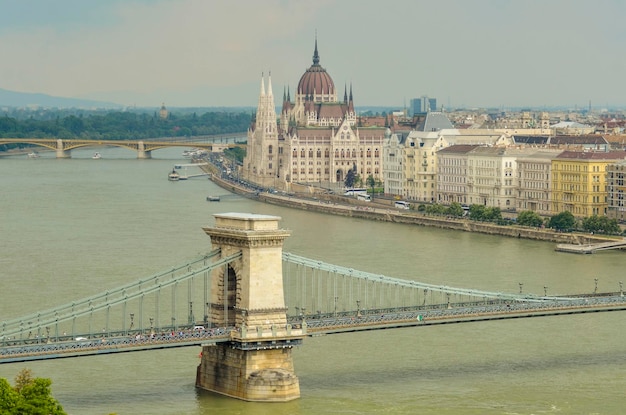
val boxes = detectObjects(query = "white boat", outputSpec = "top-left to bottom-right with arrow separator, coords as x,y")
27,152 -> 40,158
92,152 -> 102,159
168,169 -> 180,181
207,195 -> 220,202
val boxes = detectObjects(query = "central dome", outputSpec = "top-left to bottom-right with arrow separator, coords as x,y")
297,40 -> 335,97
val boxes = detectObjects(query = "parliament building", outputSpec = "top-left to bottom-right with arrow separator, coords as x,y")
243,39 -> 386,190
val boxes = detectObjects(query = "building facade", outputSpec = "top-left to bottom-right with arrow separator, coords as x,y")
606,160 -> 626,222
551,151 -> 626,216
244,40 -> 386,190
516,150 -> 562,216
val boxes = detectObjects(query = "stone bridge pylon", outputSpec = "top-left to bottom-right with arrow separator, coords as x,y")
196,213 -> 303,402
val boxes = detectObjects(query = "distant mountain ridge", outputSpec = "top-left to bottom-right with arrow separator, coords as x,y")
0,87 -> 122,109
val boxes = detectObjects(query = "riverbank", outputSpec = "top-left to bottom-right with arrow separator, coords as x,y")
202,164 -> 616,247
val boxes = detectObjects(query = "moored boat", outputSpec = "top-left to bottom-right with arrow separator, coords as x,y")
168,169 -> 180,181
206,196 -> 220,202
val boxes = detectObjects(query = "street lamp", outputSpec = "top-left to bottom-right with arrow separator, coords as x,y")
518,283 -> 523,294
594,278 -> 599,294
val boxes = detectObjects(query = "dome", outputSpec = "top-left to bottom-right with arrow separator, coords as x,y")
297,40 -> 335,97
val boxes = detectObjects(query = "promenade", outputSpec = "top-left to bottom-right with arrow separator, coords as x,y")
200,162 -> 618,248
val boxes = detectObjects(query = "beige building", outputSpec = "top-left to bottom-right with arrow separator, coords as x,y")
465,147 -> 537,209
516,150 -> 563,216
606,160 -> 626,222
382,130 -> 405,197
244,39 -> 386,190
436,144 -> 481,205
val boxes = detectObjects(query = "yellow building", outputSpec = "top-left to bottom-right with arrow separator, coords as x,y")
551,151 -> 626,217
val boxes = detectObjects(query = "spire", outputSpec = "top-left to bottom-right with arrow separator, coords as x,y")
312,32 -> 320,66
349,83 -> 353,102
283,86 -> 286,102
267,71 -> 274,97
344,84 -> 348,103
287,86 -> 291,102
260,72 -> 265,96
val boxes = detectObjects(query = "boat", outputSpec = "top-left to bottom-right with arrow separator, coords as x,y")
27,152 -> 40,158
168,169 -> 180,181
206,196 -> 220,202
92,152 -> 102,159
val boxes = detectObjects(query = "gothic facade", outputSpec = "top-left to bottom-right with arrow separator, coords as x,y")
243,40 -> 386,189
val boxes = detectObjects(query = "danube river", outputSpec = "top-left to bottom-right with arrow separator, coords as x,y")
1,147 -> 625,415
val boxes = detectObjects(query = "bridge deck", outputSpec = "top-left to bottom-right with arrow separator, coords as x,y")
3,294 -> 625,364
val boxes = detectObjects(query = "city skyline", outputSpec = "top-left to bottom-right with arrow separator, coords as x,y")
1,0 -> 625,109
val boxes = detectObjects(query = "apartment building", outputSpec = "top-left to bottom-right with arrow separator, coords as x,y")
551,151 -> 626,216
606,160 -> 626,222
516,150 -> 563,216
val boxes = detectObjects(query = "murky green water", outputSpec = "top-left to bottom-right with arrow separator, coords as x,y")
1,147 -> 625,414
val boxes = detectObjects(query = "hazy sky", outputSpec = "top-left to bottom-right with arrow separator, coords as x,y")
1,0 -> 625,109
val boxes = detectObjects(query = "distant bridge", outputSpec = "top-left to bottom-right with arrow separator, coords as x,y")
0,137 -> 246,159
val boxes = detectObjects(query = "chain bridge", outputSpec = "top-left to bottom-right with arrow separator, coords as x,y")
2,213 -> 625,401
0,137 -> 244,158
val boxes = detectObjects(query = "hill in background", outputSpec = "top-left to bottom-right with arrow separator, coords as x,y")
0,87 -> 122,109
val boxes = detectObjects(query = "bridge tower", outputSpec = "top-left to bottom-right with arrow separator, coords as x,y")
196,212 -> 303,402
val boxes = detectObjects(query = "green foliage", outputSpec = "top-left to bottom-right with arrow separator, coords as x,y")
516,210 -> 544,227
0,110 -> 250,144
0,369 -> 66,415
366,175 -> 376,197
468,204 -> 502,223
448,202 -> 464,217
547,211 -> 577,231
581,215 -> 620,234
223,146 -> 246,163
345,167 -> 356,188
423,203 -> 447,215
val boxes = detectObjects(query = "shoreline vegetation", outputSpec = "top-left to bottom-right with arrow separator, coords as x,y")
199,163 -> 618,249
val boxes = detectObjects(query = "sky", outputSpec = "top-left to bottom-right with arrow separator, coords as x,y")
1,0 -> 625,109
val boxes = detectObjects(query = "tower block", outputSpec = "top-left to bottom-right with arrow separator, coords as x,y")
196,213 -> 303,402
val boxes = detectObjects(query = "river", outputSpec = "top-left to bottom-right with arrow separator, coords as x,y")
1,147 -> 625,414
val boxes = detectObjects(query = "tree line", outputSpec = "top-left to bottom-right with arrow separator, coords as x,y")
0,110 -> 251,149
416,202 -> 622,235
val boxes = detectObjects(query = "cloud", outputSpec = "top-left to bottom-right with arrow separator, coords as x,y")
1,0 -> 626,108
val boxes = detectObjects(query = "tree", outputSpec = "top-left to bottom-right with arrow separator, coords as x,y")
0,369 -> 66,415
582,215 -> 620,234
547,211 -> 577,231
344,168 -> 356,188
366,175 -> 376,198
447,202 -> 464,217
517,210 -> 544,227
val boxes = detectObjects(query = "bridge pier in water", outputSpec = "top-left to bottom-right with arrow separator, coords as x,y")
136,141 -> 152,159
196,213 -> 303,402
55,139 -> 71,158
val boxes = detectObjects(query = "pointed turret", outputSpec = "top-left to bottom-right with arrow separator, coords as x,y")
260,72 -> 266,96
313,34 -> 320,66
348,83 -> 355,113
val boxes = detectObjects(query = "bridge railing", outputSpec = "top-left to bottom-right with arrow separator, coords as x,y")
1,250 -> 243,344
281,252 -> 579,320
